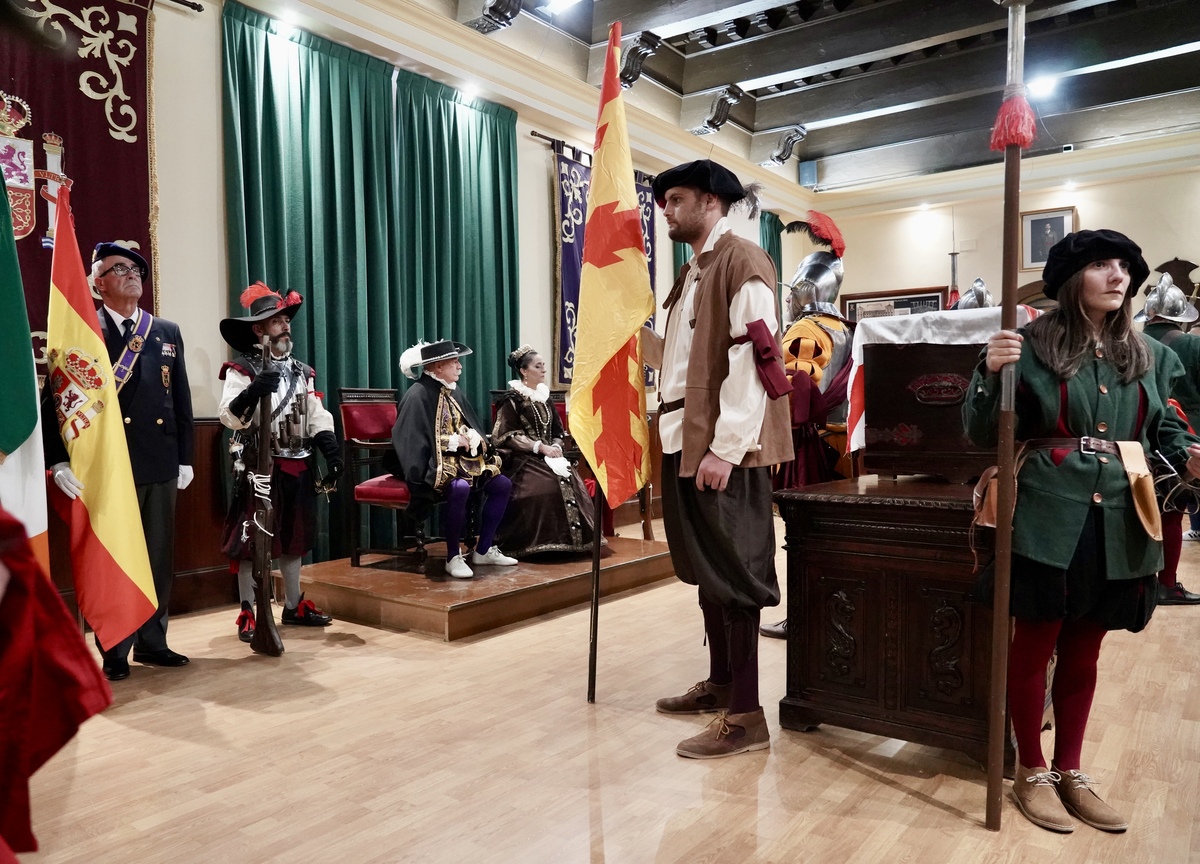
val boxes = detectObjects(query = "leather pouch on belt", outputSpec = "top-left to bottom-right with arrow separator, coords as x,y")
1116,441 -> 1163,541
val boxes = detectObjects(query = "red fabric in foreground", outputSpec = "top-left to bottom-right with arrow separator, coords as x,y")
0,506 -> 112,854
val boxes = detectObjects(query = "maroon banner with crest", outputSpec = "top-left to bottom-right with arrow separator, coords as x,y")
1,0 -> 153,379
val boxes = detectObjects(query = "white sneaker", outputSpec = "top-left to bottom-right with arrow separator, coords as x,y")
1185,530 -> 1200,541
444,554 -> 474,579
470,545 -> 518,567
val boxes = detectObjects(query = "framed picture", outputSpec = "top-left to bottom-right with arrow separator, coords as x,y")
1022,207 -> 1077,270
841,287 -> 948,323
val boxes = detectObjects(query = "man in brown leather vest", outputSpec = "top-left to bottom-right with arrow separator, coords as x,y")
643,160 -> 794,759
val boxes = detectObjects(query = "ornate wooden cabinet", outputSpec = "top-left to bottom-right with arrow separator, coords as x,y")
776,475 -> 1006,766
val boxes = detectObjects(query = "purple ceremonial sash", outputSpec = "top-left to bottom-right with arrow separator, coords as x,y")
113,312 -> 153,393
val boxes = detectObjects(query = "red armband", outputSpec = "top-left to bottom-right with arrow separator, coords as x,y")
733,318 -> 793,400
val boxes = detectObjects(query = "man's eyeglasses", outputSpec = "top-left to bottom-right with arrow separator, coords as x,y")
99,263 -> 145,279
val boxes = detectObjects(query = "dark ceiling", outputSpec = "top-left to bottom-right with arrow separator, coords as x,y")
466,0 -> 1200,189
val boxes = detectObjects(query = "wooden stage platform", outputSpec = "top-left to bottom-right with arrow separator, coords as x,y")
282,536 -> 674,641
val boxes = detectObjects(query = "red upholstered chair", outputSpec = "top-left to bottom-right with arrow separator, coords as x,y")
338,388 -> 428,572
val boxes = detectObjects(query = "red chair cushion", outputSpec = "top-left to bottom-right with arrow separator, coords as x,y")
354,475 -> 411,506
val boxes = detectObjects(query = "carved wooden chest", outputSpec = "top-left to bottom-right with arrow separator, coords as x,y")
861,342 -> 994,483
775,475 -> 1007,766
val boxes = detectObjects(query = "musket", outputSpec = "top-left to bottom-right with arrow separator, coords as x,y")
250,333 -> 284,656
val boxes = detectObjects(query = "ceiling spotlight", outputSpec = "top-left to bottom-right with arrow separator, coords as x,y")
1063,180 -> 1077,191
542,0 -> 583,15
1027,76 -> 1057,99
461,84 -> 480,100
919,202 -> 930,211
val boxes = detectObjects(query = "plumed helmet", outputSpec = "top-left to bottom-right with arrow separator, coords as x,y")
951,278 -> 995,310
787,251 -> 844,317
1134,273 -> 1199,324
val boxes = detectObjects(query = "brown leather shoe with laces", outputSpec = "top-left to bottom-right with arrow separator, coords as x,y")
1011,763 -> 1074,833
1052,765 -> 1128,832
675,709 -> 770,759
655,680 -> 732,715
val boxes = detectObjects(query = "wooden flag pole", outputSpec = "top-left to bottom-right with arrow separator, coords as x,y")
587,478 -> 606,702
986,0 -> 1036,831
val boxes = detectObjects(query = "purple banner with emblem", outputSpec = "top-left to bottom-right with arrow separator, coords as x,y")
1,0 -> 154,383
552,149 -> 656,388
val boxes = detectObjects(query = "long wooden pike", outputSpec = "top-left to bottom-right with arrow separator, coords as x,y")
986,0 -> 1038,831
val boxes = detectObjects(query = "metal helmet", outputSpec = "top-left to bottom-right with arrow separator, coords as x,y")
787,251 -> 844,318
950,278 -> 994,310
1135,273 -> 1199,324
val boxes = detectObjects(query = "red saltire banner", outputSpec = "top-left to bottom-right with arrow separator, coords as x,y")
567,21 -> 655,507
45,184 -> 155,650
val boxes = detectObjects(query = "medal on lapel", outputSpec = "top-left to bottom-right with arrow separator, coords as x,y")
161,364 -> 170,389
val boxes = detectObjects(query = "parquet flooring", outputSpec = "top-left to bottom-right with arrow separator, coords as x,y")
23,520 -> 1200,863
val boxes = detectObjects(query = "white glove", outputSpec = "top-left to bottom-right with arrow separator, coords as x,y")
465,428 -> 483,456
177,465 -> 194,490
544,455 -> 572,478
447,433 -> 464,452
51,462 -> 84,500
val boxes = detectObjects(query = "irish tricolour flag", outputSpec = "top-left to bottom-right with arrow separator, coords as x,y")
0,190 -> 48,573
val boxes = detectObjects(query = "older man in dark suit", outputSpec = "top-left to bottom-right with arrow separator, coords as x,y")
45,241 -> 195,681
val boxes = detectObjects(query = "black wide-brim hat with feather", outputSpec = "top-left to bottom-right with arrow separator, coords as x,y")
220,282 -> 303,353
1041,229 -> 1150,301
652,160 -> 745,208
399,339 -> 473,380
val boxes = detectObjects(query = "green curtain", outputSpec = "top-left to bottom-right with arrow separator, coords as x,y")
222,1 -> 519,559
673,241 -> 690,277
759,211 -> 785,295
393,68 -> 519,413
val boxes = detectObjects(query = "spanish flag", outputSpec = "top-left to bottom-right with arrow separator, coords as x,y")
0,189 -> 48,574
45,186 -> 156,650
568,22 -> 655,507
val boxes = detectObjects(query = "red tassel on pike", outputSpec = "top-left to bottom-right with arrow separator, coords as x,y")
990,94 -> 1036,151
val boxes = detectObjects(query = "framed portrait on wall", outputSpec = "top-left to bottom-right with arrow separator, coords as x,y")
1021,207 -> 1077,270
841,287 -> 948,323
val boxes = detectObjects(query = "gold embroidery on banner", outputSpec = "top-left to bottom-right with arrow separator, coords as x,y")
19,1 -> 143,143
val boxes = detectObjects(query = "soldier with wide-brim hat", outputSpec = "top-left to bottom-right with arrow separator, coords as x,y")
219,283 -> 304,353
217,282 -> 340,642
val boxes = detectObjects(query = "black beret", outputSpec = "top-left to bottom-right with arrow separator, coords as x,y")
652,160 -> 745,208
1041,229 -> 1149,301
92,241 -> 149,277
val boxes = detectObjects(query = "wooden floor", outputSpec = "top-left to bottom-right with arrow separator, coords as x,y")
24,521 -> 1200,863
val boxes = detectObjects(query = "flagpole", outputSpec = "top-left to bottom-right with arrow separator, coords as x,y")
587,479 -> 606,702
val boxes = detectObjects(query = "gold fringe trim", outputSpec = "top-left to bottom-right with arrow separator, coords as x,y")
147,5 -> 161,317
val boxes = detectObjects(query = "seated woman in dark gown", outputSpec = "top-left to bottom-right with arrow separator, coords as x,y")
492,346 -> 597,557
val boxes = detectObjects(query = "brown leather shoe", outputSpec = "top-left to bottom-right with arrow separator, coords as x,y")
759,619 -> 787,639
1052,765 -> 1128,832
656,680 -> 732,715
676,709 -> 770,759
1011,763 -> 1074,833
